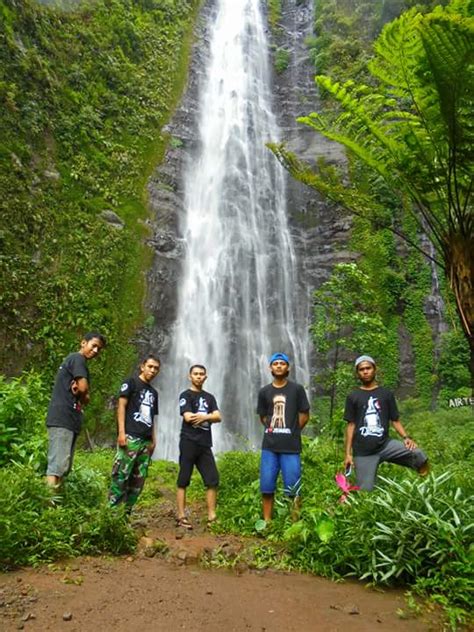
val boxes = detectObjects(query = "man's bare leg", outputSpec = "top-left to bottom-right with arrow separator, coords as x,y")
262,493 -> 274,522
176,487 -> 187,519
46,475 -> 61,488
206,487 -> 217,522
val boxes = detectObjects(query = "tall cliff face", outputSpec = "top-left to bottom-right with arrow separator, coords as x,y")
143,0 -> 447,401
143,0 -> 353,370
143,1 -> 214,357
268,0 -> 354,311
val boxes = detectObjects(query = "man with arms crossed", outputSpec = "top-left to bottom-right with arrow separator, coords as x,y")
344,355 -> 429,491
45,331 -> 106,488
257,352 -> 310,522
109,354 -> 160,513
176,365 -> 221,529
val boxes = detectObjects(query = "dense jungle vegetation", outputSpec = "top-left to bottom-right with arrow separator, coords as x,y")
0,0 -> 199,423
0,0 -> 472,629
274,0 -> 472,417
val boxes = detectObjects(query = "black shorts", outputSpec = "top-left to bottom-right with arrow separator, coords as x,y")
177,437 -> 219,488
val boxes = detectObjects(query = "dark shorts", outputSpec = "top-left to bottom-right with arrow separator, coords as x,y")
177,437 -> 219,488
46,426 -> 78,477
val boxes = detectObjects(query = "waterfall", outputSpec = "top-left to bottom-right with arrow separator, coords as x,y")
156,0 -> 310,460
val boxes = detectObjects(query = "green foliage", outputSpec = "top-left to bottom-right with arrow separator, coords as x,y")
214,451 -> 261,533
0,462 -> 136,568
273,0 -> 474,383
0,0 -> 199,428
274,47 -> 291,73
397,405 -> 473,486
396,213 -> 436,405
437,328 -> 472,403
215,407 -> 473,626
312,263 -> 390,430
308,0 -> 385,82
0,372 -> 49,470
267,0 -> 282,31
286,472 -> 473,617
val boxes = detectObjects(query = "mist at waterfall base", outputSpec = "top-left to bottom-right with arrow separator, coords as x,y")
156,0 -> 310,461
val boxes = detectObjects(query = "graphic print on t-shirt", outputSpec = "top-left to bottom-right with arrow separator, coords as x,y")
133,390 -> 155,428
359,396 -> 384,438
270,394 -> 285,428
197,396 -> 210,430
268,394 -> 291,434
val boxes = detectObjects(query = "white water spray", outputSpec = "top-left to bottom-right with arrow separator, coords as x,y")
157,0 -> 310,459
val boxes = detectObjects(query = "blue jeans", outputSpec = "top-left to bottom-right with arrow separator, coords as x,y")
260,450 -> 301,496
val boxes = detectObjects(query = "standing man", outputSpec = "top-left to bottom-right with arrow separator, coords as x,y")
108,354 -> 160,513
176,365 -> 221,530
45,331 -> 106,488
257,352 -> 310,522
344,355 -> 429,491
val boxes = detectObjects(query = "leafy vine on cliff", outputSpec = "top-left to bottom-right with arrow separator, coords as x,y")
0,0 -> 199,426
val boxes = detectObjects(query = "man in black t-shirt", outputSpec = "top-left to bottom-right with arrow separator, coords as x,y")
45,331 -> 106,488
109,355 -> 160,513
176,365 -> 221,530
257,353 -> 310,522
344,355 -> 429,491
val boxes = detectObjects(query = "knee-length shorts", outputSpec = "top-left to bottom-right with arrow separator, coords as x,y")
260,449 -> 302,497
177,437 -> 219,488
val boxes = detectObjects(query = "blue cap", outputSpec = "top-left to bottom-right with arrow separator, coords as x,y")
269,352 -> 290,365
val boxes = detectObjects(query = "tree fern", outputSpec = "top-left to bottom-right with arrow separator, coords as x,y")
270,0 -> 474,379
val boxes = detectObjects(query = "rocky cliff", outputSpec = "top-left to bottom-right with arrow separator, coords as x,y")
142,0 -> 447,397
143,0 -> 354,370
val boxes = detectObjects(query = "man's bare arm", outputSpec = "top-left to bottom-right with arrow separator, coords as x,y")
299,411 -> 309,429
392,420 -> 417,450
116,397 -> 128,447
344,421 -> 355,468
72,377 -> 90,405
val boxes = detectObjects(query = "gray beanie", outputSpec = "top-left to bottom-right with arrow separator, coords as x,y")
354,355 -> 376,368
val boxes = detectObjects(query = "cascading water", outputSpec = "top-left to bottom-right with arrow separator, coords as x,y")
157,0 -> 310,460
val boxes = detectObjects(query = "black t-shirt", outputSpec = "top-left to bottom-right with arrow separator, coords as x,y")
119,376 -> 159,440
179,389 -> 219,447
257,381 -> 310,454
46,352 -> 90,434
344,386 -> 399,456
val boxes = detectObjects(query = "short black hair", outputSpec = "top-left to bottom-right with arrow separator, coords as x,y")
141,354 -> 161,366
83,331 -> 107,347
189,364 -> 206,373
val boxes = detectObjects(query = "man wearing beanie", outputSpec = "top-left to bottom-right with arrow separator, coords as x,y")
257,353 -> 310,522
344,355 -> 429,491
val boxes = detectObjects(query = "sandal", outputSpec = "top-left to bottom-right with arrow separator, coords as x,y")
206,517 -> 217,529
176,516 -> 193,530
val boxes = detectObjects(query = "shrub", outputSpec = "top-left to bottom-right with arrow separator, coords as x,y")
214,451 -> 261,533
0,372 -> 49,470
0,463 -> 136,569
274,48 -> 291,73
284,472 -> 473,613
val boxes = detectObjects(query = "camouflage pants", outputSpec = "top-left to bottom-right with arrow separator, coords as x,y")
109,437 -> 152,510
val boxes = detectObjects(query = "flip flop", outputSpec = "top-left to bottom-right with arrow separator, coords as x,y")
206,517 -> 217,529
176,516 -> 193,530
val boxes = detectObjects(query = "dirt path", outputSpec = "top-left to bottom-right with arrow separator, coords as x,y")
0,500 -> 441,631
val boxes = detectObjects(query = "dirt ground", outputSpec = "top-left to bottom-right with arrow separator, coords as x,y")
0,499 -> 442,632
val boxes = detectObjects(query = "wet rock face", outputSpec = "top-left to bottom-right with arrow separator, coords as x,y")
269,0 -> 355,367
141,2 -> 214,357
142,0 -> 444,394
142,0 -> 353,366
